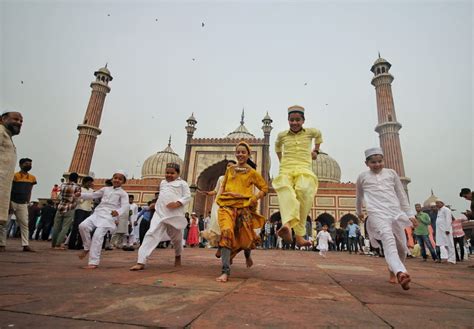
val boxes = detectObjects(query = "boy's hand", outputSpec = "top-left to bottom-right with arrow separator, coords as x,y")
311,151 -> 318,160
249,195 -> 258,207
409,217 -> 418,228
357,214 -> 365,222
166,201 -> 182,209
74,192 -> 81,197
111,210 -> 119,217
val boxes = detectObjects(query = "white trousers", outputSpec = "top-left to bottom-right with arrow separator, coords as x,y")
367,216 -> 408,274
439,239 -> 456,264
137,219 -> 183,265
79,215 -> 115,266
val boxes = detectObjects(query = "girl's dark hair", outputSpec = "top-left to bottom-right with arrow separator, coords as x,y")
227,159 -> 237,165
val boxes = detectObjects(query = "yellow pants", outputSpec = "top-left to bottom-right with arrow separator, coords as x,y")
273,171 -> 318,236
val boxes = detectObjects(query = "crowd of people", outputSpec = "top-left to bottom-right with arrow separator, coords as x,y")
1,108 -> 473,291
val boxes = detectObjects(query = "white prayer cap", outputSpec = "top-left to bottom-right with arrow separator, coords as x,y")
364,147 -> 384,159
113,169 -> 128,179
429,202 -> 436,206
435,198 -> 444,203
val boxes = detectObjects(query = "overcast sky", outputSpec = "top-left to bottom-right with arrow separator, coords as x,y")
1,0 -> 472,215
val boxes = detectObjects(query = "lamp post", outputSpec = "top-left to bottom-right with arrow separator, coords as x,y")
189,183 -> 198,213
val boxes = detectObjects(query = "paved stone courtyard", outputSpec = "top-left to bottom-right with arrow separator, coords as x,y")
0,239 -> 473,328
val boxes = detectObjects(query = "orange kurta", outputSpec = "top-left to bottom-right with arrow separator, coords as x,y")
216,165 -> 268,254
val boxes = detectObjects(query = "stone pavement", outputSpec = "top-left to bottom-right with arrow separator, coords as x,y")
0,239 -> 473,328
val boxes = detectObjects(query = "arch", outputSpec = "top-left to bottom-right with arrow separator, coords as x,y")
270,211 -> 281,223
193,160 -> 229,216
376,67 -> 381,75
382,66 -> 386,73
339,213 -> 359,228
316,213 -> 335,228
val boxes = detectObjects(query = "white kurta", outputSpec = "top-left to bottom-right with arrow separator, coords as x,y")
356,168 -> 414,274
137,178 -> 191,264
128,203 -> 139,244
435,206 -> 455,263
78,186 -> 129,266
317,231 -> 333,251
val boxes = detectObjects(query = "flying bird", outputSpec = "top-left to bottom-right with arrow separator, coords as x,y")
155,18 -> 158,22
192,58 -> 196,61
20,81 -> 24,84
107,14 -> 110,17
304,82 -> 307,86
201,22 -> 205,27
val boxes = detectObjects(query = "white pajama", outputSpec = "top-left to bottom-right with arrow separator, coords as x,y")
356,169 -> 414,275
135,178 -> 191,265
137,216 -> 183,264
79,214 -> 116,265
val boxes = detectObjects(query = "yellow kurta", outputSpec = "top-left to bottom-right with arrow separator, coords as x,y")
216,165 -> 268,255
273,128 -> 322,236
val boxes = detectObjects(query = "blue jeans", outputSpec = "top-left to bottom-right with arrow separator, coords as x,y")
415,234 -> 437,260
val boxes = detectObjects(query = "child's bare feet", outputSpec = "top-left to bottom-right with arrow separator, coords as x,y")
82,265 -> 98,269
245,256 -> 253,268
129,264 -> 145,271
78,250 -> 89,260
215,248 -> 221,258
295,235 -> 312,247
175,256 -> 181,267
277,224 -> 292,243
396,272 -> 411,290
388,270 -> 397,284
216,273 -> 228,282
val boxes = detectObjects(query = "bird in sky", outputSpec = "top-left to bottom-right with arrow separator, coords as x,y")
202,22 -> 205,27
192,58 -> 196,61
107,14 -> 110,17
20,80 -> 24,84
304,82 -> 307,86
155,18 -> 158,22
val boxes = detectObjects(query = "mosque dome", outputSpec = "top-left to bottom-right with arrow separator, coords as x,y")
141,138 -> 183,179
227,109 -> 255,139
312,151 -> 341,183
423,190 -> 438,209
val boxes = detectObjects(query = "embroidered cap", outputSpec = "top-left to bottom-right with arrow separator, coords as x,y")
288,105 -> 305,115
113,169 -> 128,179
364,147 -> 384,159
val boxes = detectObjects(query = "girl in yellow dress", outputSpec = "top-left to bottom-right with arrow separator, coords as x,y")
216,141 -> 268,283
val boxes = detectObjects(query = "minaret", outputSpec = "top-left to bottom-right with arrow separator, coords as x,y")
261,111 -> 273,216
67,65 -> 113,178
371,55 -> 410,191
182,113 -> 197,181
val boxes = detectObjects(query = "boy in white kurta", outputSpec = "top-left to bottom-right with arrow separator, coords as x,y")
77,170 -> 129,269
126,195 -> 139,248
316,224 -> 332,257
130,163 -> 191,270
356,147 -> 417,290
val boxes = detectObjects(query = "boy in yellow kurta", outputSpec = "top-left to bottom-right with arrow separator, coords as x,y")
273,105 -> 322,247
216,141 -> 268,283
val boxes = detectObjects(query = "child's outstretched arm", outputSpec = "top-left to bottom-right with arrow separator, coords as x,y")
355,174 -> 365,220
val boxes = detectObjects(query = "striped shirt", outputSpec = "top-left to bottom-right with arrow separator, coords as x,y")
452,218 -> 467,238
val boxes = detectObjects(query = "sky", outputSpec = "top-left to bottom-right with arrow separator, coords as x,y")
0,0 -> 472,215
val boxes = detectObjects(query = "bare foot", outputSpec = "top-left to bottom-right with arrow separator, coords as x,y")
82,265 -> 98,269
388,270 -> 397,284
78,250 -> 89,260
295,235 -> 312,247
216,273 -> 228,283
130,264 -> 145,271
245,256 -> 253,268
215,249 -> 221,258
175,256 -> 181,267
396,272 -> 411,290
277,224 -> 292,243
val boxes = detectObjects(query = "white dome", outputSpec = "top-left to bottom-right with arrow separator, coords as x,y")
141,142 -> 183,179
312,151 -> 341,183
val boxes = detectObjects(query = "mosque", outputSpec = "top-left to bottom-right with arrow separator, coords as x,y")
65,56 -> 411,228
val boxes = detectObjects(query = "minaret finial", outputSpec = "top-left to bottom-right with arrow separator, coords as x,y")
168,135 -> 172,147
241,108 -> 245,125
105,62 -> 108,68
431,188 -> 434,196
378,51 -> 381,58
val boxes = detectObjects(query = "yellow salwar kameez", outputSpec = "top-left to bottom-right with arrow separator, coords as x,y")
273,127 -> 322,237
217,165 -> 268,261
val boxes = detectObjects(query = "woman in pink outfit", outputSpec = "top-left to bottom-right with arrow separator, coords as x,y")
186,212 -> 200,247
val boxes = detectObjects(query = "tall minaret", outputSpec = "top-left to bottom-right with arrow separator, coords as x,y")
261,111 -> 273,217
371,55 -> 410,191
67,65 -> 113,177
182,113 -> 197,181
